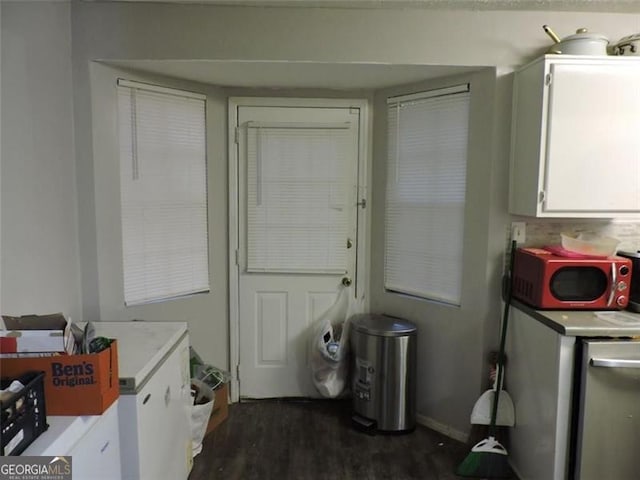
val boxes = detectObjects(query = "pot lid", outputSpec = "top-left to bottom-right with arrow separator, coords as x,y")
563,28 -> 609,43
351,313 -> 417,337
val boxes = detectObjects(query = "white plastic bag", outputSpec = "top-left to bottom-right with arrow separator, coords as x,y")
309,286 -> 354,398
190,378 -> 215,457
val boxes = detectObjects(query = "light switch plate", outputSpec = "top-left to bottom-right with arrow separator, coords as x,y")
511,222 -> 526,244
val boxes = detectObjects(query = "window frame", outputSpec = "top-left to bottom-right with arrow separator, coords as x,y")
383,83 -> 471,306
116,78 -> 210,306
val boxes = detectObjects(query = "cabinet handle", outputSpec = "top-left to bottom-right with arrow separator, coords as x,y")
100,441 -> 110,453
590,357 -> 640,368
607,263 -> 617,307
143,393 -> 151,405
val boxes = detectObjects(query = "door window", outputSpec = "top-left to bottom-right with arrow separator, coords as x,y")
245,122 -> 354,274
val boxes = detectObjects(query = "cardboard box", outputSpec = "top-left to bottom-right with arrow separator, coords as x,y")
0,340 -> 119,416
0,313 -> 74,354
205,383 -> 229,436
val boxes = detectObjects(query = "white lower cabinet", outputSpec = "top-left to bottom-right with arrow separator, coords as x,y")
505,307 -> 575,480
68,400 -> 121,480
21,400 -> 121,480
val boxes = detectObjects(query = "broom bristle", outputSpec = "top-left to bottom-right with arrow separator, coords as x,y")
456,450 -> 513,478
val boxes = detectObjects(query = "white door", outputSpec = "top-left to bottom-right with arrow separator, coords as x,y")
235,102 -> 361,398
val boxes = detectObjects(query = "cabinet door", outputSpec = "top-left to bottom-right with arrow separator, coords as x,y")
135,336 -> 191,480
68,401 -> 121,480
544,63 -> 640,213
506,308 -> 575,480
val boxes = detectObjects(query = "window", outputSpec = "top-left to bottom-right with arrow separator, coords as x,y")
117,79 -> 209,305
384,84 -> 470,305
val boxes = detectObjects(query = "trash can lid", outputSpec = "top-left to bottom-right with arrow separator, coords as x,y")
350,314 -> 417,337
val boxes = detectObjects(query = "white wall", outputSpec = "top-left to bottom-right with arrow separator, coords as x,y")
1,1 -> 81,321
69,4 -> 640,66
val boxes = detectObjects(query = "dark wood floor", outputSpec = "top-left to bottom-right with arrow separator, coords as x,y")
189,399 -> 504,480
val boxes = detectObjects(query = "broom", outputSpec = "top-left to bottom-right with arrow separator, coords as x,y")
456,240 -> 517,478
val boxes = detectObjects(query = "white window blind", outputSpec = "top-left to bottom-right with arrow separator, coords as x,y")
117,79 -> 209,305
246,122 -> 352,273
384,85 -> 470,305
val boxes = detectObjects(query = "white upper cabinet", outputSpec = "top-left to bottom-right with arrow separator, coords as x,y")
509,55 -> 640,217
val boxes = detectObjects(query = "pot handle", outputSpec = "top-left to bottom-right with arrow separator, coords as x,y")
543,25 -> 561,43
614,41 -> 637,55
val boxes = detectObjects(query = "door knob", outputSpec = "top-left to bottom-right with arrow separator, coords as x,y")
342,277 -> 352,287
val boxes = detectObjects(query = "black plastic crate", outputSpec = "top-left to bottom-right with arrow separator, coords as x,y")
1,370 -> 48,455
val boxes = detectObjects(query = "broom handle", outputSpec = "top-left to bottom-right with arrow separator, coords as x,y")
489,240 -> 516,436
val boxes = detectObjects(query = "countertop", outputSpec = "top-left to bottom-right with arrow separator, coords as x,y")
513,300 -> 640,337
21,400 -> 118,456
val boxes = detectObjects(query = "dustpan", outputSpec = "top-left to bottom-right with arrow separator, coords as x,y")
470,364 -> 515,427
470,246 -> 516,428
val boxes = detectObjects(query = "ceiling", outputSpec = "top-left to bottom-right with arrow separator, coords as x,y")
106,60 -> 481,90
87,0 -> 640,13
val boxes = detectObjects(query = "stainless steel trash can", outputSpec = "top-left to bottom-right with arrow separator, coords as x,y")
350,314 -> 417,433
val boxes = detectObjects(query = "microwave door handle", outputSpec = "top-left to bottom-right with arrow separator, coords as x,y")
607,263 -> 617,307
591,357 -> 640,368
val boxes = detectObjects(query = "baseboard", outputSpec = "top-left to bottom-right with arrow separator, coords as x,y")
415,414 -> 469,444
509,460 -> 523,480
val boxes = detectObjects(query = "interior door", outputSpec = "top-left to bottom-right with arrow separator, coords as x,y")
236,104 -> 360,398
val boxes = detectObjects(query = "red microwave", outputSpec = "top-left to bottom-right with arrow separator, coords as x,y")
512,248 -> 632,310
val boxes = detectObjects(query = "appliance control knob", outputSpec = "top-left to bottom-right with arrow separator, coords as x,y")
620,265 -> 630,276
617,296 -> 627,306
618,281 -> 628,291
